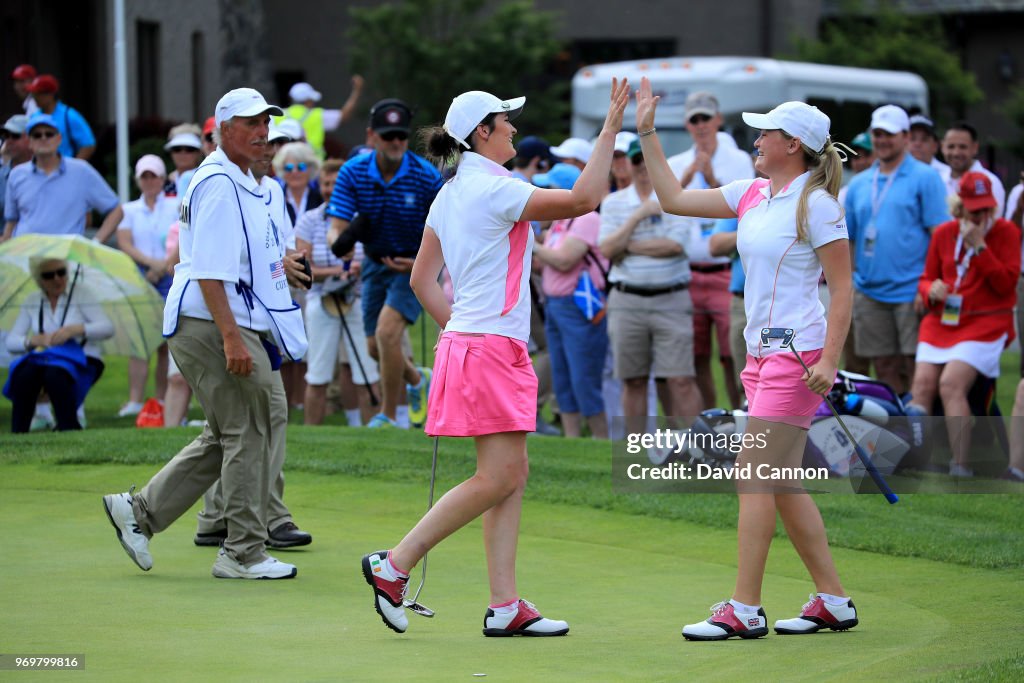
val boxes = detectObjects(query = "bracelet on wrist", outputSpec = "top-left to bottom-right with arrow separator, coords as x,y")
638,128 -> 656,138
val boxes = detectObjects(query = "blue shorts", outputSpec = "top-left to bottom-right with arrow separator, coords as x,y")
360,259 -> 422,337
544,295 -> 608,416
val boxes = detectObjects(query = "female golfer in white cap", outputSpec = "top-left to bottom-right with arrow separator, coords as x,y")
361,78 -> 630,636
634,77 -> 859,640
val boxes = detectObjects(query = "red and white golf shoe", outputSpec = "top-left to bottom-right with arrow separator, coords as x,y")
482,599 -> 569,637
361,550 -> 409,634
682,601 -> 768,641
774,594 -> 858,634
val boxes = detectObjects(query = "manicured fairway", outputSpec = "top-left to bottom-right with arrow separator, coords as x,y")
1,448 -> 1021,681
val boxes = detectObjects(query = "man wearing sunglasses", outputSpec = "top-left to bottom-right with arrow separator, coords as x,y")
2,113 -> 122,244
667,91 -> 754,412
327,98 -> 444,429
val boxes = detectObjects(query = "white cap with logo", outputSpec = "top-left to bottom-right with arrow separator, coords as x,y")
742,101 -> 831,154
214,88 -> 284,127
550,137 -> 594,164
444,91 -> 525,149
869,105 -> 910,134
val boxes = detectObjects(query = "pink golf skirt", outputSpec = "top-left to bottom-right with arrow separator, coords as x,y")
425,332 -> 538,437
741,349 -> 826,429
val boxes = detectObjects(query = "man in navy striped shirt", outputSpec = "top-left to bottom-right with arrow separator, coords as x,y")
327,98 -> 443,428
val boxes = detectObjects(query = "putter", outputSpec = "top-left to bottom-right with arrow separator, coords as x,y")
766,328 -> 899,504
335,294 -> 379,407
403,435 -> 439,617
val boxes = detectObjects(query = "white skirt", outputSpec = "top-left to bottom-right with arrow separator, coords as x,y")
915,334 -> 1006,378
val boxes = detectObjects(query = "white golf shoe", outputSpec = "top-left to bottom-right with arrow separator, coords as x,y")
482,599 -> 569,637
774,594 -> 858,634
211,548 -> 297,579
102,490 -> 152,571
361,550 -> 409,633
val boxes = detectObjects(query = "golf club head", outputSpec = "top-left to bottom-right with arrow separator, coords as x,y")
404,600 -> 435,618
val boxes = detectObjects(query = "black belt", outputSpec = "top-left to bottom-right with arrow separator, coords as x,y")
612,281 -> 689,297
690,262 -> 732,274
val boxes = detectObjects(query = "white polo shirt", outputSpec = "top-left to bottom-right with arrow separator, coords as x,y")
118,193 -> 178,261
163,149 -> 274,335
425,152 -> 536,342
721,173 -> 848,357
668,132 -> 755,263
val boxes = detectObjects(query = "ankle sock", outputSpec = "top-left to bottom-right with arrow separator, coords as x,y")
345,409 -> 362,427
729,599 -> 760,614
817,592 -> 850,606
384,552 -> 409,579
489,598 -> 519,614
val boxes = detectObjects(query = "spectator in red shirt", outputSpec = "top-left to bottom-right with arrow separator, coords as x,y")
909,171 -> 1021,476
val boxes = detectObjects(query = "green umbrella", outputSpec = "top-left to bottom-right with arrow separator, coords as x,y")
0,234 -> 166,358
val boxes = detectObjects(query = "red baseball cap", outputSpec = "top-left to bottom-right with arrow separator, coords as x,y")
958,171 -> 997,212
202,116 -> 216,136
11,64 -> 36,81
27,74 -> 59,94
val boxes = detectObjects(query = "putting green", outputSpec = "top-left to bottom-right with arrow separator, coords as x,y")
1,462 -> 1020,682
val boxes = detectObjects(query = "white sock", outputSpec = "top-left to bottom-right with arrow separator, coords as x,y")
729,599 -> 760,614
35,403 -> 53,419
345,409 -> 362,427
1009,467 -> 1024,479
817,592 -> 849,606
384,553 -> 409,579
396,405 -> 410,429
490,598 -> 520,615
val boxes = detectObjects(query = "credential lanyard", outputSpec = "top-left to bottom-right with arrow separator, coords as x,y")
952,234 -> 974,293
870,166 -> 897,222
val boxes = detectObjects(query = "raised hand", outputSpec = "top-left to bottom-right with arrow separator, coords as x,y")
602,77 -> 630,134
635,77 -> 659,133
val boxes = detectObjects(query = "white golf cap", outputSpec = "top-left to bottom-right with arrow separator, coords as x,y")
550,137 -> 594,163
869,104 -> 910,134
164,132 -> 202,151
268,123 -> 290,143
289,82 -> 322,103
742,101 -> 831,154
214,88 -> 283,127
614,131 -> 638,153
274,119 -> 305,142
444,90 -> 525,149
134,153 -> 166,178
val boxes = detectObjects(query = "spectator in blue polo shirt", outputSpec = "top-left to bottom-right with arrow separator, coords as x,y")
327,98 -> 444,429
844,105 -> 949,394
2,113 -> 122,243
26,74 -> 96,161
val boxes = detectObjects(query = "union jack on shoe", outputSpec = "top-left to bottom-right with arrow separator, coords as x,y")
482,599 -> 569,637
361,550 -> 409,633
682,601 -> 768,641
774,594 -> 858,634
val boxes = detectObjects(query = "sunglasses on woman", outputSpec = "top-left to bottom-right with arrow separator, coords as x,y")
40,267 -> 68,280
170,146 -> 198,154
688,114 -> 713,125
283,162 -> 308,173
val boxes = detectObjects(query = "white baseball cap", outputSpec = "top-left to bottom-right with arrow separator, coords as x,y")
274,119 -> 305,142
444,91 -> 525,149
214,88 -> 283,127
614,131 -> 638,154
134,154 -> 167,178
289,82 -> 322,103
164,132 -> 202,151
870,104 -> 910,134
742,101 -> 831,154
550,137 -> 594,163
268,123 -> 290,143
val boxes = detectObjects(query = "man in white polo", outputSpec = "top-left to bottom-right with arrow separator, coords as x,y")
103,88 -> 309,580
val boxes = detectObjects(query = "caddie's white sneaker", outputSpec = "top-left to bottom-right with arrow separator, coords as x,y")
211,548 -> 297,579
482,599 -> 569,637
774,594 -> 858,634
102,490 -> 152,571
361,550 -> 409,633
682,601 -> 768,641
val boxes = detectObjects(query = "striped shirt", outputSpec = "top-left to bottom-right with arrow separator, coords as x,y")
598,184 -> 692,288
293,203 -> 365,298
325,150 -> 443,260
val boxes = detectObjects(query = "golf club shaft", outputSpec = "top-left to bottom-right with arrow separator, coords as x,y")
336,300 -> 379,406
409,436 -> 439,605
787,344 -> 899,504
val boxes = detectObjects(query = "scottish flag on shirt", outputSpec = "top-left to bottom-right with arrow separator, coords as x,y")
573,270 -> 606,323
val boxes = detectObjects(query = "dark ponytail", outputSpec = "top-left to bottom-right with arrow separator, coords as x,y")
419,112 -> 500,167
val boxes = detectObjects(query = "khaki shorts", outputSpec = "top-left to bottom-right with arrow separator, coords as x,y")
853,290 -> 919,357
607,287 -> 695,380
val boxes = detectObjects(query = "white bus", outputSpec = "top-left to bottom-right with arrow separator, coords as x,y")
572,56 -> 929,156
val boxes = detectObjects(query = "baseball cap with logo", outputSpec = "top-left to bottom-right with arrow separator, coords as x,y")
214,88 -> 283,127
11,64 -> 36,81
27,74 -> 59,94
134,154 -> 167,179
742,101 -> 831,154
958,171 -> 997,212
550,137 -> 593,164
370,98 -> 414,135
289,82 -> 322,103
3,114 -> 28,135
685,91 -> 720,120
533,162 -> 582,190
869,104 -> 910,134
443,91 -> 525,149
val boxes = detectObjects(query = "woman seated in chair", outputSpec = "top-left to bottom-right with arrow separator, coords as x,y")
4,258 -> 114,432
909,172 -> 1021,476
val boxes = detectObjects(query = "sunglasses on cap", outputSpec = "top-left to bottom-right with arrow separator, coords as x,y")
30,130 -> 58,139
283,162 -> 308,173
40,267 -> 68,280
379,131 -> 408,142
170,146 -> 198,153
688,113 -> 713,125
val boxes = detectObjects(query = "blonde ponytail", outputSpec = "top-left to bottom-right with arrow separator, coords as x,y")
785,133 -> 844,241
